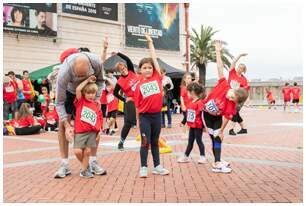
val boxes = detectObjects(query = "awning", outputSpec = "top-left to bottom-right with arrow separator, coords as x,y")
103,55 -> 138,74
157,58 -> 185,78
30,63 -> 60,80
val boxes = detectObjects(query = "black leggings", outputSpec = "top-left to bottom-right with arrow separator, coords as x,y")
185,128 -> 205,157
181,111 -> 187,125
121,101 -> 136,141
45,122 -> 58,131
15,125 -> 42,135
202,111 -> 222,162
231,111 -> 243,123
139,112 -> 161,167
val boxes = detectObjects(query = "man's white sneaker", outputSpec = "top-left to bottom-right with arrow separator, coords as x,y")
212,162 -> 232,173
198,156 -> 208,164
177,155 -> 190,163
152,165 -> 170,176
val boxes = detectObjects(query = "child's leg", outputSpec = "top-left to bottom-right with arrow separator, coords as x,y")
184,128 -> 196,157
90,133 -> 100,158
82,147 -> 91,171
212,116 -> 223,162
108,117 -> 115,129
195,128 -> 205,156
74,148 -> 83,163
203,112 -> 215,157
139,115 -> 151,167
150,113 -> 161,167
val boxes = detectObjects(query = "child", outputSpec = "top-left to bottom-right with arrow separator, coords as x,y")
40,86 -> 50,113
177,82 -> 207,164
291,82 -> 301,112
134,34 -> 169,178
14,103 -> 42,135
73,76 -> 103,178
282,82 -> 291,111
105,80 -> 118,135
43,102 -> 59,131
265,88 -> 276,109
202,41 -> 248,173
180,73 -> 193,139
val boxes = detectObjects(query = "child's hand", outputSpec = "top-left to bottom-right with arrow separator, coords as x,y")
96,133 -> 101,141
213,40 -> 223,52
144,34 -> 153,42
103,37 -> 108,49
217,130 -> 224,141
88,75 -> 96,83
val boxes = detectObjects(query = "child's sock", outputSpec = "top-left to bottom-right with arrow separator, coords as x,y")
61,158 -> 69,166
89,156 -> 97,164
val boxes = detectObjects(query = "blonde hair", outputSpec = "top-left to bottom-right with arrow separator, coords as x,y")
238,63 -> 247,73
17,103 -> 32,120
82,82 -> 98,95
181,72 -> 192,86
235,88 -> 249,104
115,62 -> 127,70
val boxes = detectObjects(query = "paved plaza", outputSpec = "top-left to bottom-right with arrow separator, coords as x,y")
3,107 -> 303,203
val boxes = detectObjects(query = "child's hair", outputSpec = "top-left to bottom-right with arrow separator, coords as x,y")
285,82 -> 289,86
294,82 -> 297,86
234,88 -> 249,104
17,103 -> 31,120
41,86 -> 48,92
181,72 -> 192,86
139,58 -> 155,69
82,82 -> 98,95
187,82 -> 205,97
160,68 -> 166,74
238,63 -> 247,73
115,62 -> 127,70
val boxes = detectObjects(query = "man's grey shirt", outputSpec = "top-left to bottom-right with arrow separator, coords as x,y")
55,52 -> 103,122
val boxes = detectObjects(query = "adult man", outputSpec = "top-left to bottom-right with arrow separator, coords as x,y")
54,51 -> 106,178
35,10 -> 56,36
161,68 -> 174,128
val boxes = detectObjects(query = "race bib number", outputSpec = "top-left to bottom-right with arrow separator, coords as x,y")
5,86 -> 14,93
80,106 -> 97,126
205,99 -> 220,115
140,80 -> 160,98
230,80 -> 240,89
107,94 -> 114,103
187,109 -> 196,123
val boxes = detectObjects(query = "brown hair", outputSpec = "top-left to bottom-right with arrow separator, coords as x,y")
181,72 -> 192,86
17,103 -> 32,120
187,82 -> 205,98
139,58 -> 155,69
82,83 -> 98,95
238,63 -> 247,73
234,88 -> 249,104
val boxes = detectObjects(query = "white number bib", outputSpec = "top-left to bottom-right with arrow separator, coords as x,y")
205,99 -> 220,115
107,94 -> 114,103
80,106 -> 97,126
187,109 -> 196,123
230,80 -> 240,89
140,80 -> 160,98
5,86 -> 14,93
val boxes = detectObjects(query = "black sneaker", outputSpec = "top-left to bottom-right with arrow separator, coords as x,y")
80,169 -> 94,178
229,129 -> 236,136
109,130 -> 116,136
118,142 -> 124,151
237,128 -> 247,134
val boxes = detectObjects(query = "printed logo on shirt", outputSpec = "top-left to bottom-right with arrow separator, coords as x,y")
5,86 -> 14,93
107,94 -> 114,103
205,99 -> 220,115
187,109 -> 196,123
80,106 -> 97,126
131,79 -> 140,92
140,80 -> 160,98
230,80 -> 240,89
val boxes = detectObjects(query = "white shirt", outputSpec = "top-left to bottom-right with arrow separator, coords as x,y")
162,75 -> 174,90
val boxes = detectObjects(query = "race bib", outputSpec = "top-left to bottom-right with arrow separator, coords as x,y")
107,94 -> 114,103
5,86 -> 14,93
205,99 -> 220,115
230,80 -> 240,89
140,80 -> 160,98
187,109 -> 196,123
80,106 -> 97,126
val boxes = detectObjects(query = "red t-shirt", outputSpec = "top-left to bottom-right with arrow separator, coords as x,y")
291,86 -> 301,100
22,79 -> 32,100
180,85 -> 191,108
16,114 -> 34,127
100,90 -> 108,105
117,71 -> 140,99
3,81 -> 17,104
40,94 -> 50,112
228,67 -> 250,90
282,86 -> 292,101
203,78 -> 236,120
186,100 -> 204,128
74,97 -> 103,134
44,109 -> 59,123
266,91 -> 275,102
106,90 -> 119,113
134,70 -> 163,114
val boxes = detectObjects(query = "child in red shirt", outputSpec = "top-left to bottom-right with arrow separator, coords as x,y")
40,86 -> 50,114
177,82 -> 207,164
105,79 -> 118,135
202,41 -> 249,173
265,88 -> 276,109
180,73 -> 193,139
43,102 -> 59,131
282,82 -> 292,111
134,34 -> 169,178
73,76 -> 103,178
291,82 -> 301,112
3,76 -> 18,120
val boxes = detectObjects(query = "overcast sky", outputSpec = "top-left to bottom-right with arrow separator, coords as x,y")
189,0 -> 303,80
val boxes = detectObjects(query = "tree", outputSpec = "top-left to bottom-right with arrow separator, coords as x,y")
190,25 -> 233,86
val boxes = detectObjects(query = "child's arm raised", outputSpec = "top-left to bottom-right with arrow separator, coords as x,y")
230,53 -> 248,69
76,75 -> 96,100
214,40 -> 225,79
100,37 -> 108,63
145,34 -> 161,75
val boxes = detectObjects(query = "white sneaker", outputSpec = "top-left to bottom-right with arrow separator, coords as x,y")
198,156 -> 208,164
221,159 -> 230,167
139,167 -> 148,178
152,165 -> 170,176
212,162 -> 232,173
177,155 -> 190,163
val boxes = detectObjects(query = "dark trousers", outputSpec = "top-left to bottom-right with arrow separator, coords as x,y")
139,112 -> 161,167
15,125 -> 42,135
232,111 -> 243,123
121,101 -> 136,141
45,122 -> 58,131
185,128 -> 205,157
162,101 -> 172,126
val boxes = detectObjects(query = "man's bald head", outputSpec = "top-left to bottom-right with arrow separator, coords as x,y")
73,54 -> 90,77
